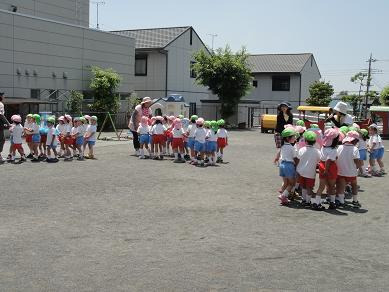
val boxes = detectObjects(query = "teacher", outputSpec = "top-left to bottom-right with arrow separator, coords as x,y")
274,101 -> 293,148
128,97 -> 153,155
0,92 -> 11,163
326,101 -> 353,127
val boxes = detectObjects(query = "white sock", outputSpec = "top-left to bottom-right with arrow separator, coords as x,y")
302,189 -> 308,201
316,197 -> 322,204
310,197 -> 316,204
282,190 -> 289,198
338,194 -> 345,204
174,153 -> 178,159
353,194 -> 358,202
330,195 -> 336,203
307,195 -> 311,203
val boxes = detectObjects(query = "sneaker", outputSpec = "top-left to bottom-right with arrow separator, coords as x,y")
184,154 -> 190,161
380,169 -> 386,175
216,157 -> 222,163
153,156 -> 159,160
311,203 -> 325,211
31,157 -> 40,162
372,171 -> 382,177
173,159 -> 180,163
26,153 -> 33,159
278,195 -> 289,205
77,157 -> 85,161
64,157 -> 73,161
20,157 -> 27,162
352,201 -> 362,208
328,202 -> 337,210
139,156 -> 145,159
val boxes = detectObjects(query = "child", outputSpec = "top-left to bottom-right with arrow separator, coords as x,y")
63,115 -> 73,161
149,117 -> 156,159
193,118 -> 207,167
216,119 -> 228,163
296,131 -> 321,209
9,115 -> 26,162
39,124 -> 48,159
277,128 -> 298,205
84,116 -> 97,159
137,116 -> 151,159
56,116 -> 66,158
368,124 -> 385,176
336,131 -> 361,208
205,120 -> 218,166
181,117 -> 191,160
24,114 -> 34,158
171,118 -> 186,163
30,114 -> 41,162
72,117 -> 85,161
315,128 -> 340,209
358,129 -> 370,177
165,116 -> 175,156
151,116 -> 167,160
186,115 -> 198,163
46,116 -> 59,163
203,121 -> 211,162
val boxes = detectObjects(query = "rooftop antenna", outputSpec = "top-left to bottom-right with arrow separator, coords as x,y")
208,33 -> 218,51
92,1 -> 105,29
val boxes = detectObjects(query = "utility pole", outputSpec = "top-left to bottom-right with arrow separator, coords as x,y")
92,1 -> 105,30
208,34 -> 218,51
365,53 -> 376,118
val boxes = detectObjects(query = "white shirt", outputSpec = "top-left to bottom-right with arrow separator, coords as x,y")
343,114 -> 354,126
280,143 -> 297,163
0,101 -> 4,115
24,122 -> 33,132
137,124 -> 150,135
56,124 -> 67,135
46,127 -> 57,146
297,146 -> 320,179
206,129 -> 218,142
358,139 -> 367,150
217,128 -> 228,138
369,134 -> 384,150
187,124 -> 197,138
337,144 -> 360,177
11,124 -> 23,144
65,124 -> 72,134
31,123 -> 40,134
85,125 -> 97,142
151,124 -> 166,135
172,128 -> 184,138
320,147 -> 337,162
72,126 -> 84,137
194,127 -> 207,143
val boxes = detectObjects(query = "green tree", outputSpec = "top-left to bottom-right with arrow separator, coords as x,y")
306,81 -> 334,106
88,66 -> 122,113
341,94 -> 362,116
66,90 -> 83,115
193,46 -> 252,119
380,86 -> 389,106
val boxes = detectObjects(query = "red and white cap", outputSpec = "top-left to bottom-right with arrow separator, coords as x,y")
196,118 -> 205,125
322,128 -> 340,147
343,130 -> 360,143
11,115 -> 22,123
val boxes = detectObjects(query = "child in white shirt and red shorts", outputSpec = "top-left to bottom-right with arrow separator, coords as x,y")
151,116 -> 167,160
171,118 -> 185,163
216,119 -> 228,163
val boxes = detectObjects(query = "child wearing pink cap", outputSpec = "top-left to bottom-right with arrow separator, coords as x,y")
171,118 -> 185,163
56,116 -> 66,157
151,116 -> 167,160
336,131 -> 361,208
137,116 -> 151,159
193,118 -> 207,166
9,115 -> 26,162
23,114 -> 34,158
316,128 -> 340,209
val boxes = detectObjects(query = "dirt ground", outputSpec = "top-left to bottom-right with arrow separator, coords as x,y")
1,130 -> 389,291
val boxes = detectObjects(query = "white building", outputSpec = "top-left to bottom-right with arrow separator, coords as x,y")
0,0 -> 135,118
112,26 -> 213,116
201,53 -> 321,127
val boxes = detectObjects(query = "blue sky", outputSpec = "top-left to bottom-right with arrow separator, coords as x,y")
90,0 -> 389,94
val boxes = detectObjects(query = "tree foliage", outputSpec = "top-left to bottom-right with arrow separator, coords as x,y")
341,94 -> 362,116
66,90 -> 83,115
193,46 -> 252,119
306,81 -> 334,106
88,66 -> 121,113
380,86 -> 389,106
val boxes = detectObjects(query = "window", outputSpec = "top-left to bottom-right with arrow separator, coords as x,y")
272,76 -> 290,91
253,80 -> 258,88
135,55 -> 147,76
49,90 -> 58,99
189,102 -> 197,116
190,61 -> 197,78
190,28 -> 193,46
30,89 -> 40,99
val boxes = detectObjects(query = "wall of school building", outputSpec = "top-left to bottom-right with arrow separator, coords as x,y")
0,0 -> 89,27
300,55 -> 321,102
0,9 -> 135,114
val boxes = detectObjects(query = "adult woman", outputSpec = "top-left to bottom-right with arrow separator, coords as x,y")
0,92 -> 11,163
128,97 -> 153,155
326,101 -> 353,127
274,102 -> 293,149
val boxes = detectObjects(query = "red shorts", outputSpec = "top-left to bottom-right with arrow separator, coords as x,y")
12,144 -> 23,152
153,134 -> 166,145
58,135 -> 64,143
25,135 -> 32,143
40,135 -> 47,143
298,176 -> 315,189
217,137 -> 227,148
172,137 -> 184,149
337,176 -> 357,183
64,136 -> 74,145
319,160 -> 338,180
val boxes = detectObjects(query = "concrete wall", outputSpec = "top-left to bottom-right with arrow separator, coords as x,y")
300,55 -> 321,103
0,9 -> 134,101
0,0 -> 89,27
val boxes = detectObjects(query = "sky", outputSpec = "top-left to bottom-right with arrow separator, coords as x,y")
90,0 -> 389,95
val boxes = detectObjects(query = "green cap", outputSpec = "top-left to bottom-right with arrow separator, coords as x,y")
178,114 -> 184,119
348,126 -> 358,132
303,130 -> 317,142
360,129 -> 368,137
47,116 -> 55,124
27,114 -> 33,118
190,115 -> 198,121
296,120 -> 305,127
90,116 -> 98,121
80,117 -> 86,123
204,121 -> 211,128
217,119 -> 225,126
33,114 -> 41,124
340,126 -> 349,134
210,120 -> 218,129
310,124 -> 319,129
281,128 -> 296,138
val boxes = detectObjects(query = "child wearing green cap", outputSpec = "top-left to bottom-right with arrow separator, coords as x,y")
358,129 -> 370,177
216,119 -> 228,163
296,131 -> 321,209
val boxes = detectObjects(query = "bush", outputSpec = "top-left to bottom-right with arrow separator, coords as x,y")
380,86 -> 389,106
306,81 -> 334,106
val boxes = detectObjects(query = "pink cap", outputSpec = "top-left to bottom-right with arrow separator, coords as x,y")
284,124 -> 294,129
156,116 -> 164,121
58,116 -> 65,122
169,115 -> 176,121
84,115 -> 91,120
64,114 -> 72,122
295,125 -> 306,134
11,115 -> 22,123
343,130 -> 360,143
196,118 -> 204,125
322,128 -> 339,147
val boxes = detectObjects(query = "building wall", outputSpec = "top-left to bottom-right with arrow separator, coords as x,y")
0,9 -> 134,102
300,55 -> 321,103
0,0 -> 89,27
243,73 -> 301,107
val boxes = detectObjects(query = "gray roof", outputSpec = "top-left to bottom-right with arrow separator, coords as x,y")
111,26 -> 191,49
247,53 -> 313,73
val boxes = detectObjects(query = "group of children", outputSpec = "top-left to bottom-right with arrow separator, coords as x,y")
136,115 -> 228,167
2,113 -> 98,163
276,120 -> 385,210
